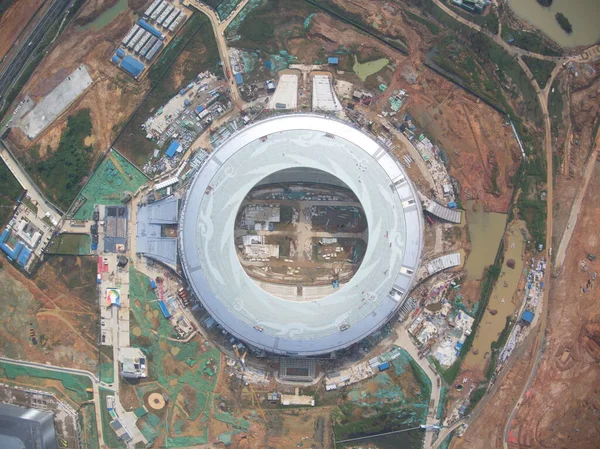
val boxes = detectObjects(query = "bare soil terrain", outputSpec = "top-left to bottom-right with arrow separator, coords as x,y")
0,0 -> 45,62
6,0 -> 150,164
0,256 -> 99,372
506,164 -> 600,449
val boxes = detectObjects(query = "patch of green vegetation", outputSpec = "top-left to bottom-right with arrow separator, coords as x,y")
514,149 -> 546,247
24,109 -> 93,210
99,388 -> 126,448
0,0 -> 15,15
226,0 -> 315,53
202,0 -> 223,8
79,405 -> 100,449
522,56 -> 555,89
216,0 -> 243,21
45,233 -> 91,255
548,79 -> 564,134
404,10 -> 441,35
501,25 -> 561,56
446,3 -> 499,34
465,385 -> 486,414
0,159 -> 22,226
555,12 -> 572,34
429,35 -> 512,116
485,316 -> 513,379
518,197 -> 546,245
0,361 -> 92,403
100,363 -> 114,384
115,12 -> 221,165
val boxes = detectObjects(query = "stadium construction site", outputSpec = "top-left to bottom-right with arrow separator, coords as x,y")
0,24 -> 542,445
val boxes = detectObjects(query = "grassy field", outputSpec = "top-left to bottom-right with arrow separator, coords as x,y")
404,10 -> 441,35
548,78 -> 564,134
446,3 -> 499,34
24,109 -> 93,210
45,233 -> 91,255
115,12 -> 221,166
225,0 -> 316,53
523,56 -> 555,89
0,159 -> 22,227
501,25 -> 562,57
100,388 -> 126,448
0,361 -> 92,404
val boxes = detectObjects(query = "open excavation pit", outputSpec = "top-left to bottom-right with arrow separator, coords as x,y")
179,114 -> 423,356
234,172 -> 368,301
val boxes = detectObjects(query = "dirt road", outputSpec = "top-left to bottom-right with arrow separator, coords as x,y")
183,0 -> 249,108
555,141 -> 599,268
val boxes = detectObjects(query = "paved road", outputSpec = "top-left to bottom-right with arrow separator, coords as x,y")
0,356 -> 106,448
0,0 -> 72,109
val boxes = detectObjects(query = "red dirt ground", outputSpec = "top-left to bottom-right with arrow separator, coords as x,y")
0,0 -> 45,62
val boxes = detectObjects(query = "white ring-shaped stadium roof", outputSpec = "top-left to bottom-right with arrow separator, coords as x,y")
179,114 -> 423,356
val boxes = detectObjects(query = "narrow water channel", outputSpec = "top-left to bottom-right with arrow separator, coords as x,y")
463,220 -> 525,372
463,200 -> 506,281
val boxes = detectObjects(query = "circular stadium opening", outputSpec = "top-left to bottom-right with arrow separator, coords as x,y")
234,168 -> 368,301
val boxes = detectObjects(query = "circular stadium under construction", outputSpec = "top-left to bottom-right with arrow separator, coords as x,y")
179,114 -> 423,356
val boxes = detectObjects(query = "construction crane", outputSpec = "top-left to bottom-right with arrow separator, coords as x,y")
232,345 -> 267,422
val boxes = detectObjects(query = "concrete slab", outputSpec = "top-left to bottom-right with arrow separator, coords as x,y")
268,74 -> 298,110
19,65 -> 93,139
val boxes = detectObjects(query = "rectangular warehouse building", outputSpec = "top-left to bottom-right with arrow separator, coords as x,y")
138,19 -> 163,39
0,403 -> 58,449
120,55 -> 146,79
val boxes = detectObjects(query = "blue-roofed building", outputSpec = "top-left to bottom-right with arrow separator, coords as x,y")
234,73 -> 243,85
195,105 -> 205,114
0,229 -> 23,261
158,300 -> 172,319
165,141 -> 181,158
116,48 -> 125,57
111,55 -> 121,64
328,57 -> 339,65
16,247 -> 32,267
138,19 -> 163,39
120,55 -> 145,79
521,310 -> 535,324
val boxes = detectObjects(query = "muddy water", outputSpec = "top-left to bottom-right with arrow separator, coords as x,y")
507,0 -> 600,48
464,220 -> 525,372
464,200 -> 507,281
79,0 -> 128,31
353,56 -> 389,81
